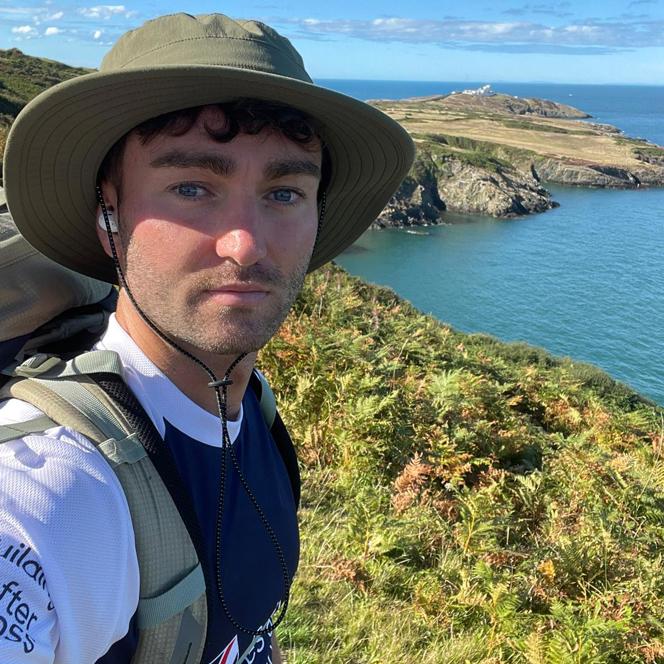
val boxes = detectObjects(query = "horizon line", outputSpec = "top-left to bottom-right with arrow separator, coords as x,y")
3,46 -> 663,88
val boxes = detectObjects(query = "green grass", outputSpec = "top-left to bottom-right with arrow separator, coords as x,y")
498,118 -> 595,136
614,137 -> 664,163
0,49 -> 90,171
412,134 -> 513,174
633,145 -> 664,164
0,48 -> 89,115
261,265 -> 664,663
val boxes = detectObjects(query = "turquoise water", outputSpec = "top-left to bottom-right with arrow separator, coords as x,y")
328,82 -> 664,404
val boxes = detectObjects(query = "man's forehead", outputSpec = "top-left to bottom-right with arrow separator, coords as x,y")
196,104 -> 234,125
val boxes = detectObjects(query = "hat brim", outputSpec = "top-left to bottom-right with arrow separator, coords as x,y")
4,66 -> 414,282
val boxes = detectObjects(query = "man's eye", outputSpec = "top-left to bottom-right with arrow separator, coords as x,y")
174,183 -> 205,198
271,189 -> 300,204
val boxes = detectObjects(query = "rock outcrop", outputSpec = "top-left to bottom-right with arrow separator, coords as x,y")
532,158 -> 642,188
435,157 -> 556,217
374,172 -> 445,229
374,146 -> 556,228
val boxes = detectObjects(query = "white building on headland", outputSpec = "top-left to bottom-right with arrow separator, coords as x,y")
451,84 -> 496,97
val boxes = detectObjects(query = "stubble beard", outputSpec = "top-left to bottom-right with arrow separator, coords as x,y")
122,237 -> 310,355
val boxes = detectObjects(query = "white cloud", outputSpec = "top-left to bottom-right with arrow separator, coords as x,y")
11,25 -> 36,35
93,29 -> 103,39
79,4 -> 129,19
564,25 -> 600,34
485,22 -> 520,34
1,6 -> 67,26
284,16 -> 664,52
1,9 -> 38,33
44,26 -> 61,36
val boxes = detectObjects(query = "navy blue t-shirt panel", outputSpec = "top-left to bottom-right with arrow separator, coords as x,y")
164,387 -> 299,663
96,388 -> 299,664
96,616 -> 138,663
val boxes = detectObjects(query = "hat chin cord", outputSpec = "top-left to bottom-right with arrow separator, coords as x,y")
96,186 -> 293,638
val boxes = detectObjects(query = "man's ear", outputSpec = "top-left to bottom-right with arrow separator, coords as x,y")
95,184 -> 120,259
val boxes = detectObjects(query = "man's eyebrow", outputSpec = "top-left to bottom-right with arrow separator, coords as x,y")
149,152 -> 321,180
264,159 -> 321,180
149,151 -> 235,176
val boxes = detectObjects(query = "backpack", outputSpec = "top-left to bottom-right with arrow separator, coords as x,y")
0,213 -> 300,663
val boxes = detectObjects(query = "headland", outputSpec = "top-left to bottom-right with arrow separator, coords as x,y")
370,86 -> 664,227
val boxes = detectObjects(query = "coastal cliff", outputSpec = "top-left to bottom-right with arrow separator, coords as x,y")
415,90 -> 590,119
372,90 -> 664,226
375,138 -> 557,228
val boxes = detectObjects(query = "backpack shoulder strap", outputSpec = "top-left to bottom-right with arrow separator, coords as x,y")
252,369 -> 277,429
249,369 -> 301,510
0,415 -> 60,444
0,351 -> 208,664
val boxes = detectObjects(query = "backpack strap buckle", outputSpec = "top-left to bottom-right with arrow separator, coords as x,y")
14,353 -> 62,377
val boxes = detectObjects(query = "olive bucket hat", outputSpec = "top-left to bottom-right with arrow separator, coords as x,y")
3,12 -> 414,283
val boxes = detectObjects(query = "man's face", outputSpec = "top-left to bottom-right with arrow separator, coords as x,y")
101,106 -> 321,355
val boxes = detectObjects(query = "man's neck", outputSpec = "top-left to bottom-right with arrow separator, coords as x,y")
115,293 -> 256,419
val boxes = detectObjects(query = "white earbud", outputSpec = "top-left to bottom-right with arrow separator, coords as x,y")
98,210 -> 118,233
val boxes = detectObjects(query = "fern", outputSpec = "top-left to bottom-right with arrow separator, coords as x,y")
257,266 -> 664,662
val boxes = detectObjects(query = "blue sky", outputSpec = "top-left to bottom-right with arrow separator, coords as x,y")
2,0 -> 664,83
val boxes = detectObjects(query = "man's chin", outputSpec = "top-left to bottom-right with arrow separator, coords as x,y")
174,321 -> 280,356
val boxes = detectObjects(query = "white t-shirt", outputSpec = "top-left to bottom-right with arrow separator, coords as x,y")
0,315 -> 243,662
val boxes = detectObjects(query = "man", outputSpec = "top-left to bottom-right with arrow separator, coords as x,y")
0,12 -> 413,663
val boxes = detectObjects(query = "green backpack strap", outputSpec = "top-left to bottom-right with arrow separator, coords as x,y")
1,350 -> 208,664
250,369 -> 301,509
253,369 -> 277,429
0,415 -> 59,443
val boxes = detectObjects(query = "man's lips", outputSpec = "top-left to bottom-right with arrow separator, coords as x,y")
203,283 -> 270,304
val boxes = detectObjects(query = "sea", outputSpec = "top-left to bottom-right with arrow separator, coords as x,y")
317,81 -> 664,405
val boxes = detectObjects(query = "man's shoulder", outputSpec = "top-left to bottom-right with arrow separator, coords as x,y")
1,395 -> 100,453
0,397 -> 140,663
0,397 -> 130,522
0,396 -> 138,596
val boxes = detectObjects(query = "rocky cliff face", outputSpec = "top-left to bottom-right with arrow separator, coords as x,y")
374,146 -> 556,228
373,172 -> 445,229
435,157 -> 556,217
370,92 -> 664,228
532,156 -> 664,188
532,158 -> 643,188
374,129 -> 664,229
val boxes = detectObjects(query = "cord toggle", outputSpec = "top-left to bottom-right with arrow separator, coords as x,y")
208,378 -> 234,389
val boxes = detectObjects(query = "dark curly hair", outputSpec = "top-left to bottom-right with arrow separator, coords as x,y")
98,98 -> 331,200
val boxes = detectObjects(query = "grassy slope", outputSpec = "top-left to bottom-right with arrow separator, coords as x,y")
0,49 -> 89,164
262,265 -> 664,664
374,97 -> 664,170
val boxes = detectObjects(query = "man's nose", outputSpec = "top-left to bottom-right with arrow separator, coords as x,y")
214,198 -> 268,266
